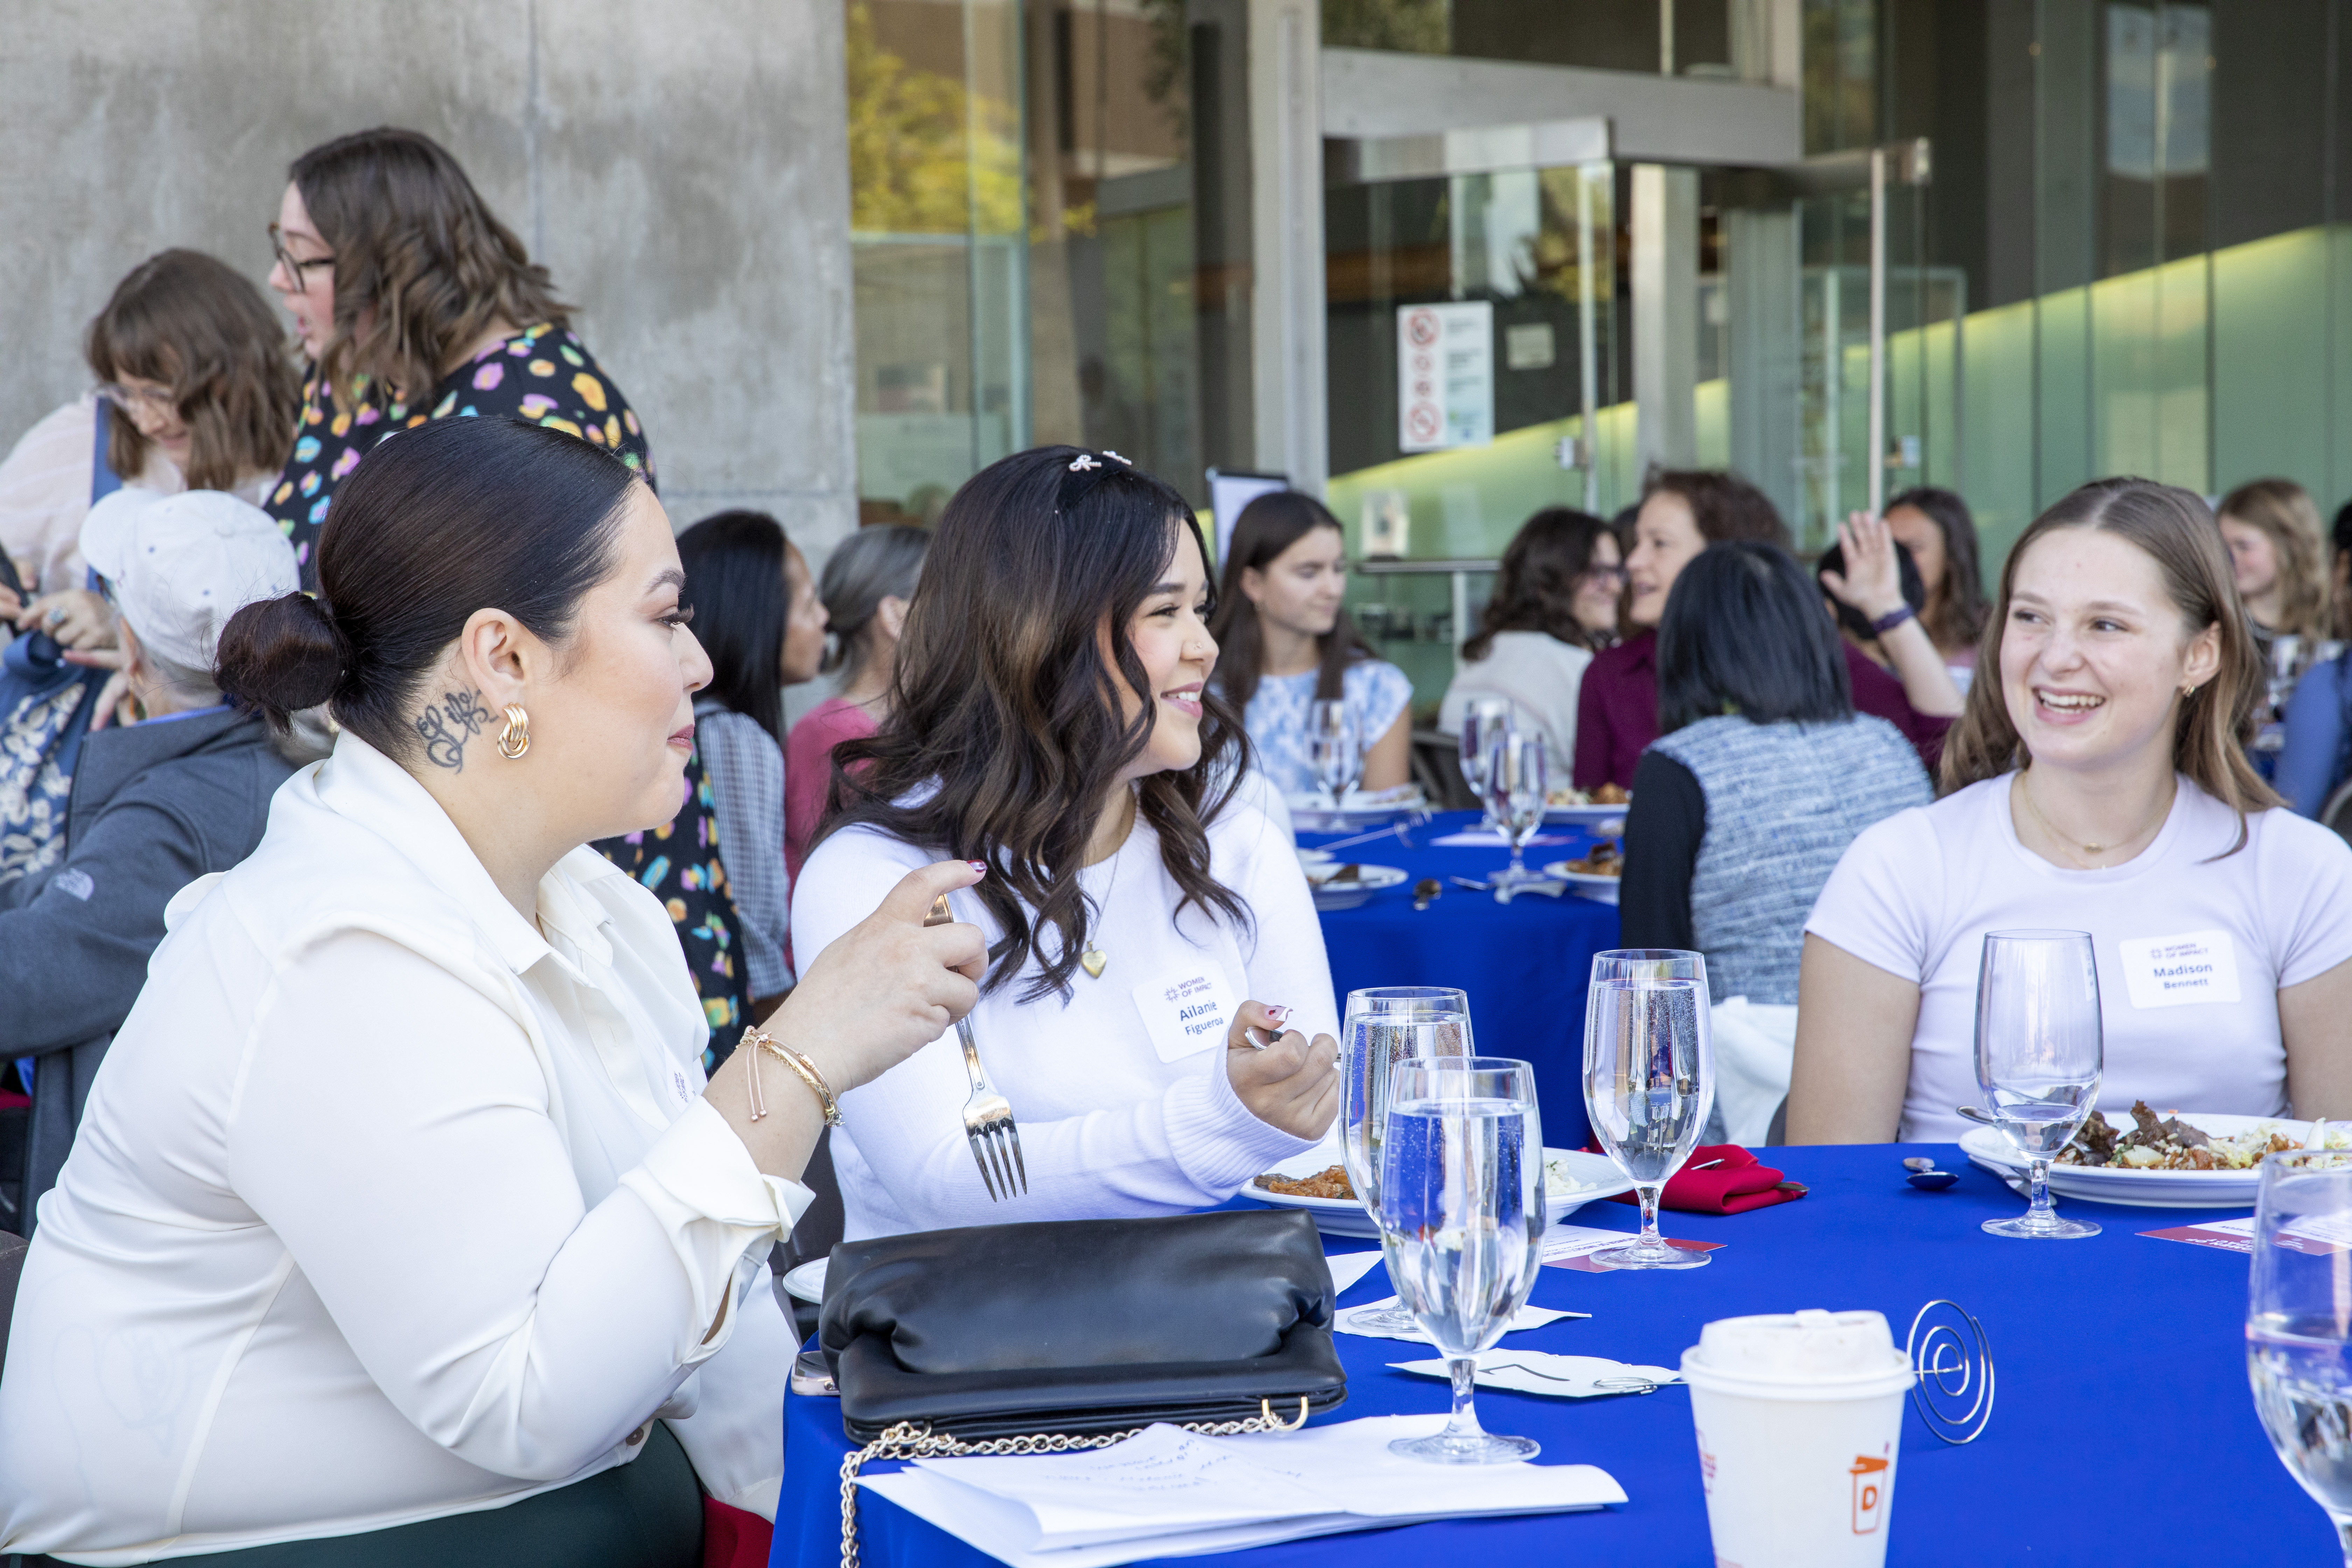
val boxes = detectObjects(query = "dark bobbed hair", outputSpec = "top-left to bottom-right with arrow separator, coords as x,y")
1643,468 -> 1792,548
293,127 -> 568,405
1657,542 -> 1853,733
677,510 -> 788,745
1209,490 -> 1374,706
215,418 -> 637,755
1462,507 -> 1613,662
85,249 -> 302,491
1884,485 -> 1990,648
1941,477 -> 2276,843
820,523 -> 930,680
1814,537 -> 1927,645
826,447 -> 1248,1001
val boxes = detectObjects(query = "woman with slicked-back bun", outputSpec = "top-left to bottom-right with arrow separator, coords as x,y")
1,416 -> 990,1565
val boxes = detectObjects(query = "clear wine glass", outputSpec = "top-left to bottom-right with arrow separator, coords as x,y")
1308,698 -> 1359,807
1377,1054 -> 1546,1464
2249,1149 -> 2352,1566
1975,930 -> 2102,1240
1583,948 -> 1713,1270
1339,987 -> 1474,1335
1458,698 -> 1509,829
1483,727 -> 1548,894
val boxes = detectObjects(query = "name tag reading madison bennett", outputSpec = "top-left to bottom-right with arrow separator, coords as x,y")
1132,969 -> 1239,1063
2118,930 -> 2242,1009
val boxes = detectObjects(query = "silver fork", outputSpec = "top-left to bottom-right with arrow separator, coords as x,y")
926,894 -> 1027,1199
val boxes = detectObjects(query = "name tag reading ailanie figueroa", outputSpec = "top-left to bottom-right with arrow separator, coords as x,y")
1132,970 -> 1239,1063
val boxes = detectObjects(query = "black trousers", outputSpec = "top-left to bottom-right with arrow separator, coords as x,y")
18,1422 -> 703,1568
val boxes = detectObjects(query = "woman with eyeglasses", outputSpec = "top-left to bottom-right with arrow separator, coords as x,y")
1437,506 -> 1620,768
0,248 -> 300,640
264,126 -> 651,587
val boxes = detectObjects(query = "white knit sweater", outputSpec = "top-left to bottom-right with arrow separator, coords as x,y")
789,796 -> 1336,1239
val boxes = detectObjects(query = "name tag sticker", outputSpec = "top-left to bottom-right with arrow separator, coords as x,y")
2118,930 -> 2242,1009
1132,970 -> 1239,1063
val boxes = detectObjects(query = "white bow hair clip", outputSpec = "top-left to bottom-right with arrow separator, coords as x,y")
1067,454 -> 1101,472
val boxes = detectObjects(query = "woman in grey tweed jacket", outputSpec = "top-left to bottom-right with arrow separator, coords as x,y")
1619,540 -> 1931,1139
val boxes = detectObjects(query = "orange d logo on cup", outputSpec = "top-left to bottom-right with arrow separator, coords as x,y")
1849,1449 -> 1891,1534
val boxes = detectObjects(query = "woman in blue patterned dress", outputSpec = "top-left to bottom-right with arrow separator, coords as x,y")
262,127 -> 651,587
1208,491 -> 1412,799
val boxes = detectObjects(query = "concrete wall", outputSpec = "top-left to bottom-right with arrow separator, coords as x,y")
0,0 -> 857,558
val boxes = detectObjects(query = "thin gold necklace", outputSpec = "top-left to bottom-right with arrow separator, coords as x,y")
1079,791 -> 1138,979
2017,770 -> 2172,868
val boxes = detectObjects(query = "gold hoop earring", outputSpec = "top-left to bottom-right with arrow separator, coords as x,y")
497,703 -> 531,760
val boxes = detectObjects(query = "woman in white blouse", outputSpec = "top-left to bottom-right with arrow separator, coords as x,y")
1788,478 -> 2352,1143
0,417 -> 987,1565
793,446 -> 1342,1241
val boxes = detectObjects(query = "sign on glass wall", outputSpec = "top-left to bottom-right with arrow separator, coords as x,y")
1396,301 -> 1494,451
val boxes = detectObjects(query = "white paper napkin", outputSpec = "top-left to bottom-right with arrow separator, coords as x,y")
1430,830 -> 1571,848
1390,1350 -> 1682,1398
1325,1251 -> 1384,1295
1336,1296 -> 1589,1343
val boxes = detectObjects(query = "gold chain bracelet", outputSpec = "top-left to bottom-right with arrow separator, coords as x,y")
741,1027 -> 841,1126
835,1398 -> 1312,1568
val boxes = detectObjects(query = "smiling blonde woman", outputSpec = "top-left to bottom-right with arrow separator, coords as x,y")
1787,478 -> 2352,1144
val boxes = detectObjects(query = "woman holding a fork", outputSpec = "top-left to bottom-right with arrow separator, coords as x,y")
793,445 -> 1343,1240
0,416 -> 988,1566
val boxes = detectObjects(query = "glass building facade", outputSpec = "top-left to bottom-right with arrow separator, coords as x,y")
846,0 -> 2352,713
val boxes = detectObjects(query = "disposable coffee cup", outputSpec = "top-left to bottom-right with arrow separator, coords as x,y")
1680,1308 -> 1915,1568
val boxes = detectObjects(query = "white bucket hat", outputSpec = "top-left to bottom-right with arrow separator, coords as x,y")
79,486 -> 301,674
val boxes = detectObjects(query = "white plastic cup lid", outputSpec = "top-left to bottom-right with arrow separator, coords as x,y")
1689,1309 -> 1902,1382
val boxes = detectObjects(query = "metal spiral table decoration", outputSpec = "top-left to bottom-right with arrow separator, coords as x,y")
1905,1299 -> 1995,1443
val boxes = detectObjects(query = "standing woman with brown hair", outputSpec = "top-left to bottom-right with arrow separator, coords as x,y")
1208,491 -> 1412,798
263,126 -> 651,586
1788,479 -> 2352,1145
2217,478 -> 2331,652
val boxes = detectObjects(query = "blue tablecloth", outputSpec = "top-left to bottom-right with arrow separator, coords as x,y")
773,1144 -> 2329,1567
1305,810 -> 1619,1149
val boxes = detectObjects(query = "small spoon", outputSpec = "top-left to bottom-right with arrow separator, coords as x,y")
1412,877 -> 1441,911
1903,1155 -> 1960,1191
1955,1105 -> 2000,1128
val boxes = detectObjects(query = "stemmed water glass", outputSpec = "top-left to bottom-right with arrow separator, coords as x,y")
1458,698 -> 1509,830
2248,1149 -> 2352,1564
1583,948 -> 1713,1270
1975,930 -> 2103,1240
1483,727 -> 1548,894
1339,986 -> 1474,1335
1308,699 -> 1360,807
1376,1055 -> 1547,1464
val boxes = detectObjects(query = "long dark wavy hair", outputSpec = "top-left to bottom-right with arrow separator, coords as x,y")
1461,506 -> 1614,662
826,447 -> 1249,1001
1884,485 -> 1990,650
1209,491 -> 1374,705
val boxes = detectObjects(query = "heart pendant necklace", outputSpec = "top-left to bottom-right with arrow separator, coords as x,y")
1079,792 -> 1133,980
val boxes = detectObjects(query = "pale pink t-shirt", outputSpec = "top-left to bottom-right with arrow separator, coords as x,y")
1806,772 -> 2352,1141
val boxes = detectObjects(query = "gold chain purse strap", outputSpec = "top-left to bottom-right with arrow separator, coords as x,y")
835,1397 -> 1313,1568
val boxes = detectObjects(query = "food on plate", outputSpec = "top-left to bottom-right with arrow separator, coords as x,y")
1256,1165 -> 1355,1199
2055,1099 -> 2303,1171
1545,782 -> 1632,807
1561,840 -> 1622,878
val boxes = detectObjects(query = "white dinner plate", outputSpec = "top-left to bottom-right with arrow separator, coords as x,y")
1543,803 -> 1631,832
1541,862 -> 1622,905
1959,1112 -> 2329,1209
782,1257 -> 829,1303
1243,1146 -> 1636,1237
1307,862 -> 1407,910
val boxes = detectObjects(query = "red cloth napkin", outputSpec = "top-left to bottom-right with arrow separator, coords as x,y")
702,1497 -> 774,1568
1580,1141 -> 1805,1214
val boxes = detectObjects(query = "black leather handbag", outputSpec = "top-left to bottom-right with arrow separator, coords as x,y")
819,1207 -> 1349,1442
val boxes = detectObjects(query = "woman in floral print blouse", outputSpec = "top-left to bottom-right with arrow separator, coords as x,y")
264,127 -> 652,587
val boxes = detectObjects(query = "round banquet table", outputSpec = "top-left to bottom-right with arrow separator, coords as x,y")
771,1143 -> 2333,1567
1303,810 -> 1619,1149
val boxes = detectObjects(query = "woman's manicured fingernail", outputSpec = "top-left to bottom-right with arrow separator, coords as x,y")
1266,1004 -> 1291,1023
967,860 -> 988,877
